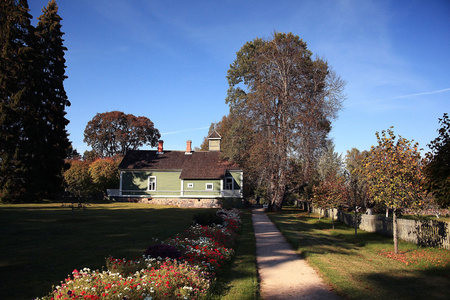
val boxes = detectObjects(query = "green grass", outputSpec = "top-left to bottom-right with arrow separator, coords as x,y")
206,209 -> 261,300
401,214 -> 450,222
0,203 -> 216,300
268,207 -> 450,300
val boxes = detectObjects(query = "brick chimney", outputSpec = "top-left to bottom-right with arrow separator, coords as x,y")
185,140 -> 192,155
157,140 -> 164,154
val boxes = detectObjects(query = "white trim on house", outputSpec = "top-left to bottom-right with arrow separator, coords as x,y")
180,179 -> 184,196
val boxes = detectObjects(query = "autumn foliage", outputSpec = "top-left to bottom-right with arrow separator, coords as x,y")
224,32 -> 345,210
84,111 -> 160,157
362,128 -> 426,211
361,127 -> 426,253
63,157 -> 121,198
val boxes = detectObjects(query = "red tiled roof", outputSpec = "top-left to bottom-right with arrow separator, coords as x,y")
118,150 -> 241,179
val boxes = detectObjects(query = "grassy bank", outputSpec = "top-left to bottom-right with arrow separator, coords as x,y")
268,207 -> 450,300
0,203 -> 215,300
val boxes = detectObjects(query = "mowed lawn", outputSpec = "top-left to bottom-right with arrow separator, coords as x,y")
268,208 -> 450,300
0,203 -> 219,300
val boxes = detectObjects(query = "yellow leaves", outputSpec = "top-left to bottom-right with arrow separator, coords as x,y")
362,127 -> 425,209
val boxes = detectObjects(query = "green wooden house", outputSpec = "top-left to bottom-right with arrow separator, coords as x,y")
115,131 -> 243,208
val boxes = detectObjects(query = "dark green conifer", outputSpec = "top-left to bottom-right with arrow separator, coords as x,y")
0,0 -> 35,202
32,0 -> 71,199
0,0 -> 70,202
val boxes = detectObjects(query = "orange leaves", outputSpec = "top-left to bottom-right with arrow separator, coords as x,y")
313,174 -> 347,209
378,248 -> 450,268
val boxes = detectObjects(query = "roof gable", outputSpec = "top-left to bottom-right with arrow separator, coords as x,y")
207,130 -> 222,139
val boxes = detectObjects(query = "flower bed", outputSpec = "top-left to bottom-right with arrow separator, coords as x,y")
36,208 -> 242,300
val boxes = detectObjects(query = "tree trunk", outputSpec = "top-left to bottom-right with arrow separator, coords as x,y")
393,208 -> 398,254
331,210 -> 335,230
271,182 -> 285,211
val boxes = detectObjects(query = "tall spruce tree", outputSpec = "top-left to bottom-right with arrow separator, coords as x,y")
0,0 -> 70,202
0,0 -> 35,202
33,0 -> 71,199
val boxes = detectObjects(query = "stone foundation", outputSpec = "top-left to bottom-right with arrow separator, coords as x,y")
119,197 -> 223,208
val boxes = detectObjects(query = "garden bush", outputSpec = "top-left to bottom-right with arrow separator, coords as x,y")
144,244 -> 182,260
193,211 -> 224,226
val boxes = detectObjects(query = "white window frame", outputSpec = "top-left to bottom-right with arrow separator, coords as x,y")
187,183 -> 194,188
148,176 -> 156,191
205,183 -> 214,191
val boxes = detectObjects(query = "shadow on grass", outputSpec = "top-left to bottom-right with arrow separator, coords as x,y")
361,265 -> 450,300
267,208 -> 377,258
0,204 -> 215,300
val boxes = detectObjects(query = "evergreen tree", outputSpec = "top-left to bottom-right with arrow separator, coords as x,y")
0,0 -> 35,202
0,0 -> 70,202
33,0 -> 71,199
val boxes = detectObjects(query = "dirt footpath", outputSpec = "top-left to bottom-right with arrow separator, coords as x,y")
252,207 -> 341,300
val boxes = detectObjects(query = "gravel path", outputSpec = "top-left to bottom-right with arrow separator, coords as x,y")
252,207 -> 341,300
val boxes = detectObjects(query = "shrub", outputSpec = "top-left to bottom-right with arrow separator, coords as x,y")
144,244 -> 182,260
193,211 -> 224,226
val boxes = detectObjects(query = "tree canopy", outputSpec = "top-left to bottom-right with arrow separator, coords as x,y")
225,32 -> 345,210
84,111 -> 161,157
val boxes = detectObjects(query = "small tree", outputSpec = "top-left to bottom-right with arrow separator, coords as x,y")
313,174 -> 347,229
63,160 -> 93,199
362,127 -> 426,253
89,157 -> 121,195
313,141 -> 347,228
345,148 -> 371,236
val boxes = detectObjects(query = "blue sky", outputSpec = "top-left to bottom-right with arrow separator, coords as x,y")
28,0 -> 450,156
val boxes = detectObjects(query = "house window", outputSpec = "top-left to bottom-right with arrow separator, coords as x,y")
206,183 -> 213,190
148,176 -> 156,191
187,183 -> 194,188
225,177 -> 233,190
